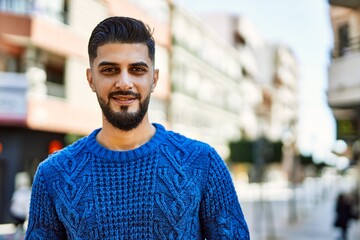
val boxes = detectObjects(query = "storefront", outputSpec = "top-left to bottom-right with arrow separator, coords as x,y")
0,127 -> 65,223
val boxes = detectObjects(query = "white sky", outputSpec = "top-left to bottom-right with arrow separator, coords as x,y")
175,0 -> 336,159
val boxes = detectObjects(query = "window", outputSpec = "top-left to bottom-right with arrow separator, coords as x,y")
338,24 -> 349,56
44,53 -> 65,98
0,53 -> 20,72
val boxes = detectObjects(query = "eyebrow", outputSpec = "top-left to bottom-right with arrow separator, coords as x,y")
97,61 -> 149,68
97,61 -> 118,68
129,62 -> 149,68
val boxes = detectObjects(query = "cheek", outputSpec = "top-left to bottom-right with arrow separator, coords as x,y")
99,89 -> 111,100
94,80 -> 112,95
93,87 -> 109,104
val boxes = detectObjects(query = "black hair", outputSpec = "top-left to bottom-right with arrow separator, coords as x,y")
88,16 -> 155,65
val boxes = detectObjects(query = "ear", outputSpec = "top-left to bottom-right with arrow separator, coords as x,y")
86,68 -> 96,92
151,69 -> 159,93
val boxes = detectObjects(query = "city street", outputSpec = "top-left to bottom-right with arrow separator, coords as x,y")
237,172 -> 360,240
0,0 -> 360,239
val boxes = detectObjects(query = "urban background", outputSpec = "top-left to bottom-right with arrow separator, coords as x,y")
0,0 -> 359,239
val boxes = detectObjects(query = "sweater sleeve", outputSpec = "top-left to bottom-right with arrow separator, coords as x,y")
200,149 -> 250,240
25,165 -> 67,239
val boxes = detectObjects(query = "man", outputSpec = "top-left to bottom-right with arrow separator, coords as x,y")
25,16 -> 250,239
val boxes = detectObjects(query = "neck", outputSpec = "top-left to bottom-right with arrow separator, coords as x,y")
97,115 -> 155,151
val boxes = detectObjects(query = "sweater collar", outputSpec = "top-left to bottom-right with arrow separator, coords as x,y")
85,123 -> 166,161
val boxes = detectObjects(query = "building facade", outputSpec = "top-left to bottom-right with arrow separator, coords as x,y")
170,7 -> 248,158
328,0 -> 360,145
197,13 -> 299,184
198,13 -> 299,153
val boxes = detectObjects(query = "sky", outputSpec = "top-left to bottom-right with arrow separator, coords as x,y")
175,0 -> 336,161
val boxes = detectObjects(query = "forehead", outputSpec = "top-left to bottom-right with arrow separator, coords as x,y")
94,43 -> 151,66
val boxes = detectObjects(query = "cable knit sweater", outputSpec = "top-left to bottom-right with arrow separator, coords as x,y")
25,123 -> 249,240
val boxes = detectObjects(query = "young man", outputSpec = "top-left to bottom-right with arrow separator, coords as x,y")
25,16 -> 250,239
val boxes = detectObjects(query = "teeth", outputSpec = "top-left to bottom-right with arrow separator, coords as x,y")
117,97 -> 133,101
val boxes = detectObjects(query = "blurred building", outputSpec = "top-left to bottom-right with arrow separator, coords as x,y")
259,44 -> 298,142
0,0 -> 171,222
328,0 -> 360,145
195,13 -> 264,142
199,13 -> 299,160
237,20 -> 299,183
328,0 -> 360,209
170,7 -> 248,158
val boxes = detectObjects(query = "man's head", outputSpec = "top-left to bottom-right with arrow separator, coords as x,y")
86,17 -> 159,132
88,16 -> 155,66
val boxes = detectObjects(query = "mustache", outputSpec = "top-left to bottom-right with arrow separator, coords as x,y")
109,90 -> 140,99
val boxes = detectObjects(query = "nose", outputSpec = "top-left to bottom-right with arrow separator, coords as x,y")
115,72 -> 133,90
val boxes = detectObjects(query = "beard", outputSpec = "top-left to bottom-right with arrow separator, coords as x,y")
97,90 -> 151,131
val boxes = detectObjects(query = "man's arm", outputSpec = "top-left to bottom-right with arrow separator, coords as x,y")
25,165 -> 66,239
200,149 -> 250,240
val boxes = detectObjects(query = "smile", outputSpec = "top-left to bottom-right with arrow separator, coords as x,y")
114,96 -> 136,101
112,95 -> 138,105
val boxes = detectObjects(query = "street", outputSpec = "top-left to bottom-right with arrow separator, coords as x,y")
237,172 -> 360,240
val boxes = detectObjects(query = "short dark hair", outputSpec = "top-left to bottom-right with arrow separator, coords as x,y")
88,16 -> 155,65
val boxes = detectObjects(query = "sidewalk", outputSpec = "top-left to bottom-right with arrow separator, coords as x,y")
275,191 -> 360,240
0,223 -> 24,240
237,174 -> 360,240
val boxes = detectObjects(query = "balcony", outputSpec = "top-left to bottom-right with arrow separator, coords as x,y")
0,0 -> 68,24
329,0 -> 360,8
329,34 -> 360,107
0,71 -> 100,134
0,12 -> 87,60
0,72 -> 28,125
328,51 -> 360,107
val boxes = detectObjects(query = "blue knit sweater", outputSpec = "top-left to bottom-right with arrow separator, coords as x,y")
25,124 -> 249,239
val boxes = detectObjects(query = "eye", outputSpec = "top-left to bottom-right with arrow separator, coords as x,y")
130,67 -> 147,74
100,67 -> 119,74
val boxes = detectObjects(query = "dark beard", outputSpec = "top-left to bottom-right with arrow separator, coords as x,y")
98,90 -> 151,131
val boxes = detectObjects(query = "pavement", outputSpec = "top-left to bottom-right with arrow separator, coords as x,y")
0,224 -> 25,240
0,226 -> 24,240
237,172 -> 360,240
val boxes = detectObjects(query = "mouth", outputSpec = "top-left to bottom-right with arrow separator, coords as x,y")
111,95 -> 136,105
110,91 -> 140,106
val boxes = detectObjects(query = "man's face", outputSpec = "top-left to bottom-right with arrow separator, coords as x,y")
86,43 -> 159,131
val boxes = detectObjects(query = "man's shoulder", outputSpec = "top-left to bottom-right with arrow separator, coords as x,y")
162,130 -> 219,164
160,130 -> 220,170
165,129 -> 212,150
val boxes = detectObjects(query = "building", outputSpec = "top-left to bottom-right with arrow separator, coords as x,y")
328,0 -> 360,208
328,0 -> 360,145
236,18 -> 299,182
261,44 -> 298,143
194,12 -> 299,185
198,13 -> 299,156
170,7 -> 249,158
